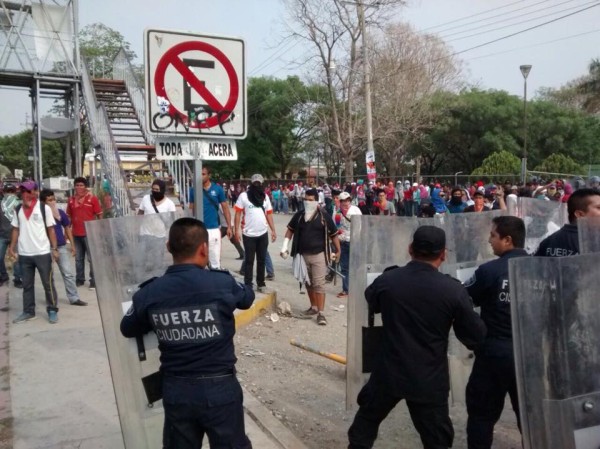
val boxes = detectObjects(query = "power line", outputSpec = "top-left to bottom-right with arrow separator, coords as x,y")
452,2 -> 600,56
444,0 -> 598,42
249,39 -> 300,76
464,28 -> 600,62
417,0 -> 539,33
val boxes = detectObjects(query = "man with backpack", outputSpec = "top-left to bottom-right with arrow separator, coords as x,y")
9,181 -> 60,324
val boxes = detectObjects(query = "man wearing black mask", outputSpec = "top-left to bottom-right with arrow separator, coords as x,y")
447,187 -> 468,213
234,174 -> 276,292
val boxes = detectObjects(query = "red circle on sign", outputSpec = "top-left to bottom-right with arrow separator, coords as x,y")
154,40 -> 239,130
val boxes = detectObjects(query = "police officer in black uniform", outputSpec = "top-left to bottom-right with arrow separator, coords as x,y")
348,226 -> 486,449
464,216 -> 528,449
534,188 -> 600,257
120,217 -> 254,449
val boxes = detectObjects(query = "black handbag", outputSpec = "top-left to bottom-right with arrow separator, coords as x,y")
362,304 -> 384,373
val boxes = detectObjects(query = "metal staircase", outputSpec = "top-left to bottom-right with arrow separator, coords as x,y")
80,48 -> 193,216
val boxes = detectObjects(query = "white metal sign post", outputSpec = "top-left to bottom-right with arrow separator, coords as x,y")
145,29 -> 245,221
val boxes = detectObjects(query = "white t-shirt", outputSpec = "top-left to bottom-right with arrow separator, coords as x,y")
11,201 -> 56,256
336,205 -> 362,242
138,194 -> 176,237
234,192 -> 272,237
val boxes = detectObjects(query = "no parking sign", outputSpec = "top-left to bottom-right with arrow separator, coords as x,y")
145,29 -> 246,139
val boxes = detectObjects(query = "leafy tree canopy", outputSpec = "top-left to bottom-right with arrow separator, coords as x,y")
471,150 -> 521,177
0,131 -> 65,179
79,23 -> 137,78
534,153 -> 585,176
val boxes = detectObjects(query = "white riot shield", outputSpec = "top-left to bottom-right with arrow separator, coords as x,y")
577,216 -> 600,254
514,198 -> 567,254
86,211 -> 187,449
510,255 -> 600,449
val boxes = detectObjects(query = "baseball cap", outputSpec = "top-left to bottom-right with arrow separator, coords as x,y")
3,183 -> 16,192
412,182 -> 418,187
548,184 -> 557,189
339,192 -> 351,201
412,226 -> 446,255
397,180 -> 402,184
510,185 -> 518,191
477,186 -> 485,193
20,180 -> 38,192
590,176 -> 600,183
404,180 -> 410,185
250,174 -> 264,184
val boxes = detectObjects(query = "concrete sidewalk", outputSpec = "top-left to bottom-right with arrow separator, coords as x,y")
0,264 -> 306,449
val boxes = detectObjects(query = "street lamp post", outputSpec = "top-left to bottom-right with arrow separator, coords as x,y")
520,64 -> 532,184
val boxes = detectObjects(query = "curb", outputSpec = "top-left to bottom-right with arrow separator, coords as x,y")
242,386 -> 309,449
0,286 -> 12,449
234,290 -> 276,329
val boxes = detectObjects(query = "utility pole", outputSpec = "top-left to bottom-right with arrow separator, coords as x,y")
357,1 -> 374,158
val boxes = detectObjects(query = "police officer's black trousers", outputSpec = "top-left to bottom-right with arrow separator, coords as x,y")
348,376 -> 454,449
466,354 -> 521,449
162,374 -> 252,449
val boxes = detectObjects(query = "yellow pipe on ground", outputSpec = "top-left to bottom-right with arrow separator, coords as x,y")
290,339 -> 347,365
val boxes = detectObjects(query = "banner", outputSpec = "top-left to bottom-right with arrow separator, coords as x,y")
365,150 -> 376,181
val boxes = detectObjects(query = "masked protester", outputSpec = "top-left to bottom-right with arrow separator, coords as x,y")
234,174 -> 276,293
136,179 -> 176,278
447,187 -> 468,213
281,189 -> 341,325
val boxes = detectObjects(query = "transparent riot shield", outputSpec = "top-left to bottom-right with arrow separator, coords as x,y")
510,255 -> 600,449
86,211 -> 187,449
346,216 -> 421,409
578,216 -> 600,254
346,212 -> 502,409
436,210 -> 505,404
512,198 -> 567,254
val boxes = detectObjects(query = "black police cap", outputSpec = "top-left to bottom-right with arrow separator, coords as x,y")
412,226 -> 446,254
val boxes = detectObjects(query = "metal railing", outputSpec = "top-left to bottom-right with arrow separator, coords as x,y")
112,48 -> 154,145
111,47 -> 193,209
80,59 -> 135,216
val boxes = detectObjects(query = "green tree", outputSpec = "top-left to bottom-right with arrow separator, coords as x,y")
577,58 -> 600,113
211,76 -> 326,179
411,89 -> 600,176
534,153 -> 585,176
79,23 -> 137,78
471,150 -> 521,178
0,130 -> 65,179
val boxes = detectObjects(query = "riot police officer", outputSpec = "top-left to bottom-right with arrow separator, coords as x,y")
464,216 -> 528,449
348,226 -> 486,449
120,217 -> 254,448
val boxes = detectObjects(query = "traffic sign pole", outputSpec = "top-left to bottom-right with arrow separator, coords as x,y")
194,160 -> 203,222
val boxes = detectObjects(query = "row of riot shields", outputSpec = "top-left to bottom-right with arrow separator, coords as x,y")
86,211 -> 187,449
510,215 -> 600,449
346,197 -> 568,410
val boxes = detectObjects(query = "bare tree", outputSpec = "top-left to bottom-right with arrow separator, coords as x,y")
283,0 -> 404,179
368,23 -> 463,177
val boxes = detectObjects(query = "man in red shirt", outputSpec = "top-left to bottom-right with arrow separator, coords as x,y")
66,177 -> 102,290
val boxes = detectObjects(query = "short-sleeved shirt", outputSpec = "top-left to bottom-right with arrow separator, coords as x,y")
234,192 -> 273,237
138,194 -> 177,237
334,205 -> 362,242
203,183 -> 226,230
11,200 -> 56,256
53,208 -> 70,247
287,208 -> 338,256
67,192 -> 102,236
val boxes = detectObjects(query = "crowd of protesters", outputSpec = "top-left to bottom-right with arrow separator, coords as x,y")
218,175 -> 600,219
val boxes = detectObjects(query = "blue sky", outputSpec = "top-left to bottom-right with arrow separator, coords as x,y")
1,0 -> 598,136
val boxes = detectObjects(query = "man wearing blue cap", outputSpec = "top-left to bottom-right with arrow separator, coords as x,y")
9,181 -> 60,324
